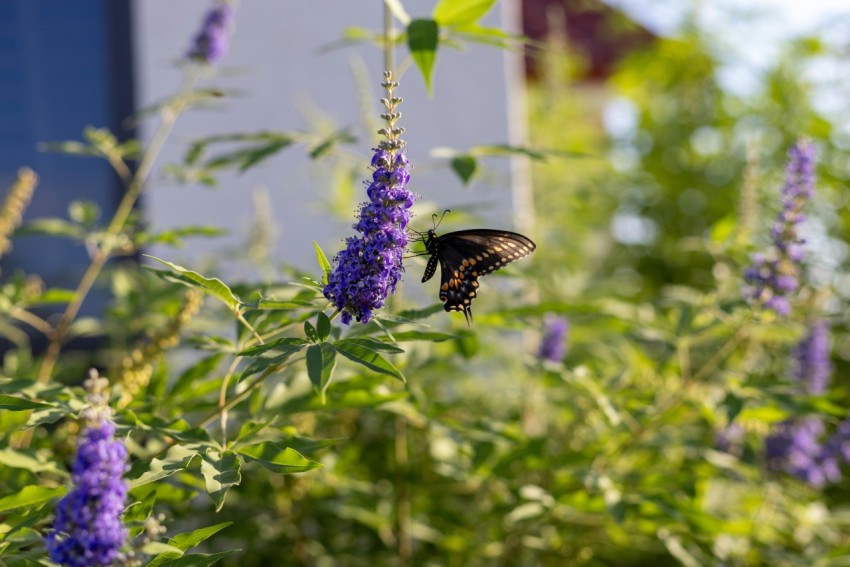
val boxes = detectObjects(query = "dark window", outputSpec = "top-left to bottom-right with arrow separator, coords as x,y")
0,0 -> 135,324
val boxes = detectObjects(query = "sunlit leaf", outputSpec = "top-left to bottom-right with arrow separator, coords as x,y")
433,0 -> 496,26
145,256 -> 241,310
200,450 -> 241,512
237,443 -> 322,475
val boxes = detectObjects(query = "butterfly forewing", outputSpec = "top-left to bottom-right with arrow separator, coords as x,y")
422,229 -> 536,323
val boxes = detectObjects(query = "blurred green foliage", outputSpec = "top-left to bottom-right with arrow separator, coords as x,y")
1,1 -> 850,566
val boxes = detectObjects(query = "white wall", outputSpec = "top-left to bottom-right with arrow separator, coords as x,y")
133,1 -> 524,278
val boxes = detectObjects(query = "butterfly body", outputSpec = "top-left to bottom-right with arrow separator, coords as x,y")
421,228 -> 536,323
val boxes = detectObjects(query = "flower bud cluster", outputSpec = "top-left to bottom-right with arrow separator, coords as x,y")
187,3 -> 235,65
743,140 -> 815,315
45,372 -> 128,566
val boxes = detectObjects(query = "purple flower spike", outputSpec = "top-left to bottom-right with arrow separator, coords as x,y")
187,3 -> 235,65
743,139 -> 816,315
323,73 -> 415,324
537,314 -> 569,362
45,419 -> 128,566
791,319 -> 832,394
765,417 -> 839,488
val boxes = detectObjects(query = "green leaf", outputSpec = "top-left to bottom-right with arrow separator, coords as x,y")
237,443 -> 322,475
314,241 -> 332,285
169,522 -> 233,552
450,156 -> 477,185
238,337 -> 309,357
0,448 -> 67,476
407,19 -> 439,94
128,445 -> 201,489
200,450 -> 241,512
317,312 -> 331,342
306,343 -> 337,401
388,330 -> 456,342
145,256 -> 240,309
335,340 -> 405,382
335,337 -> 404,354
154,550 -> 238,567
303,321 -> 319,343
0,395 -> 52,411
433,0 -> 497,25
0,485 -> 66,514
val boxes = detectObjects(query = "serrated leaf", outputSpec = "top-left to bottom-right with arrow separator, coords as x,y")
335,341 -> 404,382
408,19 -> 439,94
307,343 -> 337,401
200,450 -> 241,512
434,0 -> 497,25
0,485 -> 66,514
128,445 -> 201,488
450,155 -> 477,185
145,256 -> 240,309
0,395 -> 52,411
237,443 -> 322,475
314,241 -> 332,285
317,312 -> 331,342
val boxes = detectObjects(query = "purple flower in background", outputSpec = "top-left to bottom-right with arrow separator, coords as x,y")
324,73 -> 414,324
765,418 -> 840,488
45,419 -> 128,566
790,319 -> 832,394
538,314 -> 569,362
187,3 -> 235,64
744,139 -> 816,315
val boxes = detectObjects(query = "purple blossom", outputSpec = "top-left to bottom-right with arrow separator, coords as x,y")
45,419 -> 128,566
323,74 -> 414,324
187,3 -> 235,64
790,319 -> 832,394
765,417 -> 840,488
744,140 -> 816,315
537,314 -> 569,362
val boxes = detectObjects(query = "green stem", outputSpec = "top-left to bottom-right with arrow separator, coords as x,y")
36,71 -> 200,383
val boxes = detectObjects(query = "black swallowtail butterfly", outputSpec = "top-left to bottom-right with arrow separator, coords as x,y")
421,229 -> 536,324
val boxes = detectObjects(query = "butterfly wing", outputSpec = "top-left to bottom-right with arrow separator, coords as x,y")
433,229 -> 536,323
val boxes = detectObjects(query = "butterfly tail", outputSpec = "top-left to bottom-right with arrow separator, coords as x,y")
463,305 -> 472,326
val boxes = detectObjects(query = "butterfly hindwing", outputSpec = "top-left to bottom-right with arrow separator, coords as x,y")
422,229 -> 536,323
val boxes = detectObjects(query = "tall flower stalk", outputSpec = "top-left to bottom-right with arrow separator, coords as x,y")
45,371 -> 128,566
323,71 -> 415,324
743,139 -> 815,315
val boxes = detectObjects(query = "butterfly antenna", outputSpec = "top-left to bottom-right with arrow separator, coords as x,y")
433,209 -> 451,230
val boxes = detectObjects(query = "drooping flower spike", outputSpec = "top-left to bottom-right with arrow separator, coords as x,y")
45,370 -> 128,567
743,139 -> 815,315
323,72 -> 416,324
